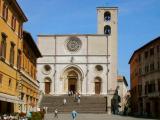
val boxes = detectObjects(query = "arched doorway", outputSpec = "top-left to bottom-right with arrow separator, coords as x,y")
61,65 -> 84,94
95,77 -> 102,94
67,71 -> 78,92
44,77 -> 51,94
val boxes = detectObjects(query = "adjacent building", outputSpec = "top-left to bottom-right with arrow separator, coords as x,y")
0,0 -> 41,113
20,31 -> 42,113
117,75 -> 128,112
37,7 -> 118,114
129,37 -> 160,117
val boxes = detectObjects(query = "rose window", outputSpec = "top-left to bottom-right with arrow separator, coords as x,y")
66,36 -> 82,52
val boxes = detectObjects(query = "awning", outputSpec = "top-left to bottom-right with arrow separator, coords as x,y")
0,93 -> 24,104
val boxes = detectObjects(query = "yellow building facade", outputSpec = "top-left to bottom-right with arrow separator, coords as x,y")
0,0 -> 41,113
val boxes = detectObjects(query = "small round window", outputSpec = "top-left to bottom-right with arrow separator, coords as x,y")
42,65 -> 51,75
95,65 -> 103,71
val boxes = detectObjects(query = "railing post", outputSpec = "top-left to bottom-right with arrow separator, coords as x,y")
105,96 -> 108,112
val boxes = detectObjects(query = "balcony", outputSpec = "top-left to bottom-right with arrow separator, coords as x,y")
148,91 -> 160,98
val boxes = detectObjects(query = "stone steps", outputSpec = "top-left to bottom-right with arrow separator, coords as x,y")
40,95 -> 107,113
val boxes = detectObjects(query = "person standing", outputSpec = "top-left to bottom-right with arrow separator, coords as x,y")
71,90 -> 73,96
78,93 -> 81,99
68,90 -> 71,96
54,109 -> 58,119
71,110 -> 77,120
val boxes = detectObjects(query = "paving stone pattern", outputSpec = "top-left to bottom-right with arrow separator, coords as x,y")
44,113 -> 156,120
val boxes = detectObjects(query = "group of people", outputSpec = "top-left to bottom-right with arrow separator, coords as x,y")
53,91 -> 80,119
0,114 -> 18,120
66,91 -> 81,104
54,109 -> 77,120
73,91 -> 81,104
68,90 -> 74,96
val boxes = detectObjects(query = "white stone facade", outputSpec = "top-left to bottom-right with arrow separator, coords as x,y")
37,7 -> 118,97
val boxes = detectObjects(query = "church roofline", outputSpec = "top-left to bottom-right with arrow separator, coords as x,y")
38,34 -> 110,37
96,7 -> 118,10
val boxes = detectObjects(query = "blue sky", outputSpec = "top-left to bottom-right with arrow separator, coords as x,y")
17,0 -> 160,88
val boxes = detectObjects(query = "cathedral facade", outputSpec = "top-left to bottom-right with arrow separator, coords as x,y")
37,7 -> 118,98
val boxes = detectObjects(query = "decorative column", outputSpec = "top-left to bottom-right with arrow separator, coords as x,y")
80,79 -> 82,94
64,77 -> 68,93
54,36 -> 57,95
86,36 -> 89,95
77,78 -> 81,93
52,69 -> 56,94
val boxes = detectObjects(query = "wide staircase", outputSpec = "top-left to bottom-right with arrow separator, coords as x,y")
40,95 -> 107,113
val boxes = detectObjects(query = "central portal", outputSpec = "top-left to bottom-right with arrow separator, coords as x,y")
67,71 -> 78,92
62,65 -> 83,94
68,78 -> 77,92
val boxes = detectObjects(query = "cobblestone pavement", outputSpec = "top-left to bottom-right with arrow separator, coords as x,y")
44,113 -> 156,120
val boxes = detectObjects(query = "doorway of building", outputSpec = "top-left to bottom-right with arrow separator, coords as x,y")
95,77 -> 101,94
0,101 -> 14,114
68,78 -> 77,92
44,77 -> 51,94
146,102 -> 151,115
45,82 -> 50,94
95,82 -> 101,94
67,71 -> 78,93
154,101 -> 159,117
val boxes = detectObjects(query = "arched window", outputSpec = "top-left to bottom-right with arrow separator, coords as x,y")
104,11 -> 111,21
2,3 -> 8,21
44,77 -> 51,83
10,42 -> 15,66
1,33 -> 7,59
17,50 -> 21,69
94,77 -> 102,82
104,25 -> 111,35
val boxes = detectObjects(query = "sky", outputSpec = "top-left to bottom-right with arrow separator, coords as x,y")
17,0 -> 160,88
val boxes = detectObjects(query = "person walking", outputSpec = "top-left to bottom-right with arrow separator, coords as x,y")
77,98 -> 80,105
71,90 -> 73,96
63,98 -> 67,105
71,110 -> 77,120
54,109 -> 58,119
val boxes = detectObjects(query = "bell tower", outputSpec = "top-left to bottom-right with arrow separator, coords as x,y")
97,7 -> 118,35
97,7 -> 118,110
